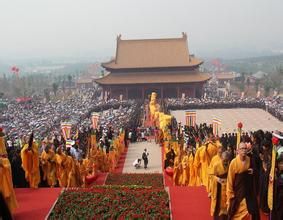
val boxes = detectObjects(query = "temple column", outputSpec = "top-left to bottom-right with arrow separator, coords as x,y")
177,86 -> 180,98
161,85 -> 164,99
142,86 -> 145,100
192,85 -> 196,97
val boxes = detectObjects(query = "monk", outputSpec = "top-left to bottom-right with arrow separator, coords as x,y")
188,147 -> 199,186
55,146 -> 68,187
0,128 -> 18,213
41,145 -> 57,187
164,146 -> 176,169
181,150 -> 190,186
66,148 -> 82,187
208,145 -> 224,195
173,154 -> 182,186
227,142 -> 259,220
194,144 -> 204,185
210,151 -> 230,220
270,153 -> 283,220
78,157 -> 90,187
195,142 -> 211,190
21,133 -> 40,188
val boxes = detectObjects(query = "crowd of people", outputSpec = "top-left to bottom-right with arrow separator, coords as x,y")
1,85 -> 283,219
166,96 -> 283,121
0,88 -> 139,142
163,122 -> 283,220
0,87 -> 145,217
0,125 -> 129,215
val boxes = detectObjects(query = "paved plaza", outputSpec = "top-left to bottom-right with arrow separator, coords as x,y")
122,141 -> 162,173
171,108 -> 283,134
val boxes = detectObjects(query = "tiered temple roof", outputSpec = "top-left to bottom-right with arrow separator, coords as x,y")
96,71 -> 211,85
101,33 -> 203,70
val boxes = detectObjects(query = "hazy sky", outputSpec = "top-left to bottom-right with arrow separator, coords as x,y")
0,0 -> 283,60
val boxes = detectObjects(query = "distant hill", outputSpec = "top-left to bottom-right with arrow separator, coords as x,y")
222,54 -> 283,74
0,62 -> 10,74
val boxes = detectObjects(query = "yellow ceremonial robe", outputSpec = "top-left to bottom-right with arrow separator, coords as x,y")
210,161 -> 228,217
193,146 -> 203,185
41,150 -> 57,187
181,155 -> 190,186
208,154 -> 222,193
21,143 -> 40,188
199,145 -> 211,189
227,155 -> 251,220
0,135 -> 18,212
188,153 -> 199,186
90,134 -> 96,148
173,158 -> 182,186
55,153 -> 68,187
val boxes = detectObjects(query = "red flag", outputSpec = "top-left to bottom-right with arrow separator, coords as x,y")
11,66 -> 20,75
11,66 -> 16,72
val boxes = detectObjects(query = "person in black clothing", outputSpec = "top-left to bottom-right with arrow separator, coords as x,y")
0,192 -> 12,220
53,135 -> 60,151
105,137 -> 110,154
142,148 -> 149,169
95,128 -> 100,144
10,148 -> 28,188
107,127 -> 113,140
124,128 -> 129,147
271,154 -> 283,220
258,139 -> 272,214
164,147 -> 176,169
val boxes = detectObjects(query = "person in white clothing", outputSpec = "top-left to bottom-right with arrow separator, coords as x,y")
133,158 -> 142,168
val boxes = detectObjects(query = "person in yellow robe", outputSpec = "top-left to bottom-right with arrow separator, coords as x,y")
208,144 -> 223,196
0,129 -> 18,213
108,150 -> 116,171
210,151 -> 230,219
226,142 -> 259,220
173,154 -> 182,186
66,148 -> 81,187
41,145 -> 57,187
78,157 -> 91,187
188,147 -> 199,186
193,144 -> 203,185
195,143 -> 211,190
181,150 -> 190,186
55,146 -> 68,187
21,133 -> 40,188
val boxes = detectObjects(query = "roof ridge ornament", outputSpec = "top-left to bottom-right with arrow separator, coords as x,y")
115,34 -> 122,64
182,32 -> 187,39
117,34 -> 122,41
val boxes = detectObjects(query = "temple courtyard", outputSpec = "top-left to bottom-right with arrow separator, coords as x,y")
171,108 -> 283,134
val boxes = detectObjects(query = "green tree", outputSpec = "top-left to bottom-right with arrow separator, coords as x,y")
68,75 -> 72,87
240,72 -> 246,83
43,88 -> 50,102
263,78 -> 272,97
238,83 -> 245,92
62,80 -> 66,94
52,82 -> 59,96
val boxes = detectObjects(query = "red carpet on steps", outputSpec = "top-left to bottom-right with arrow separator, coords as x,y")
14,188 -> 61,220
162,144 -> 211,219
169,186 -> 212,220
113,146 -> 128,173
93,172 -> 108,185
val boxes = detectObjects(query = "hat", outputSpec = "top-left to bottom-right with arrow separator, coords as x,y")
273,131 -> 283,139
272,136 -> 279,145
